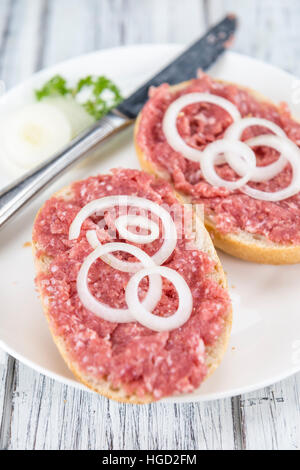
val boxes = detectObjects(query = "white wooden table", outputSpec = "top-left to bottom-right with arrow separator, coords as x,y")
0,0 -> 300,450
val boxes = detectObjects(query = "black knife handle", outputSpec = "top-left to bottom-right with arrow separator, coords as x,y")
117,14 -> 237,119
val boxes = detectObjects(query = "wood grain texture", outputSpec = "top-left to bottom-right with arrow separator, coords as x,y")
0,0 -> 300,450
207,0 -> 300,75
240,374 -> 300,450
0,0 -> 47,87
0,350 -> 9,432
7,363 -> 236,450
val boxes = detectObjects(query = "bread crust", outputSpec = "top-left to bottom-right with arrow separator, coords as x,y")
134,80 -> 300,265
32,180 -> 232,404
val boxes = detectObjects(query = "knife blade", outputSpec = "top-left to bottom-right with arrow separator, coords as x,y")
0,14 -> 237,230
116,14 -> 237,119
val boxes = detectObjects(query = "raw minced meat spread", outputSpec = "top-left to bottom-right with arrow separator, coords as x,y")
137,72 -> 300,244
33,169 -> 230,399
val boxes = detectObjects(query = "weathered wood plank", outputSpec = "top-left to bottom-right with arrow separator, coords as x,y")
95,0 -> 206,48
0,350 -> 9,433
1,0 -> 300,451
207,0 -> 300,451
207,0 -> 300,75
0,0 -> 50,449
7,363 -> 235,450
0,0 -> 47,88
240,373 -> 300,450
0,355 -> 16,449
42,0 -> 95,67
0,0 -> 11,48
0,0 -> 15,86
2,0 -> 234,449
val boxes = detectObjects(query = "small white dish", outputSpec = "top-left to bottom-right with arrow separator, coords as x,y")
0,44 -> 300,402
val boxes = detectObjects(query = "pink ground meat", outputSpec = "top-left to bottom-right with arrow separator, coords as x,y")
33,169 -> 230,399
137,72 -> 300,244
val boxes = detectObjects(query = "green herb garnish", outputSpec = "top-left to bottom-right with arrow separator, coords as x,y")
35,75 -> 71,100
35,74 -> 123,120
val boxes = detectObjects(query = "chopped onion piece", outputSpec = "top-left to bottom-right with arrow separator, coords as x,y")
125,266 -> 193,332
162,92 -> 241,162
77,242 -> 162,323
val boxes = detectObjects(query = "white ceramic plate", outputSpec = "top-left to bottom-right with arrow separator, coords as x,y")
1,45 -> 300,403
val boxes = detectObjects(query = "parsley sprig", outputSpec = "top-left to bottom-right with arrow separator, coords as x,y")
35,74 -> 123,120
35,75 -> 71,100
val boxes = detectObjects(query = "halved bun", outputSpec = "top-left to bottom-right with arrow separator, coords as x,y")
32,175 -> 232,404
134,80 -> 300,264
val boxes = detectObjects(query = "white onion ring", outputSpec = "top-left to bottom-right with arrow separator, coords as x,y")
162,93 -> 300,201
244,135 -> 288,182
86,222 -> 159,274
86,230 -> 102,250
200,139 -> 256,190
224,117 -> 288,182
242,135 -> 300,201
69,195 -> 177,272
125,266 -> 193,332
225,116 -> 286,140
162,92 -> 241,162
115,215 -> 159,244
86,230 -> 127,272
77,242 -> 162,323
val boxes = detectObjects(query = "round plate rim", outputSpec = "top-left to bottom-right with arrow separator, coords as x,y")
1,43 -> 299,403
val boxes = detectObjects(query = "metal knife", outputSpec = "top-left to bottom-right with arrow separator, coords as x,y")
0,14 -> 237,230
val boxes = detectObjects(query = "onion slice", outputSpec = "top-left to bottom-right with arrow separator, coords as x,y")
245,135 -> 288,182
225,116 -> 286,140
115,215 -> 159,244
242,135 -> 300,201
162,93 -> 300,201
69,195 -> 177,272
224,117 -> 288,182
86,226 -> 159,274
0,102 -> 72,171
77,242 -> 162,323
200,139 -> 256,190
162,92 -> 241,162
125,266 -> 193,332
86,230 -> 101,250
